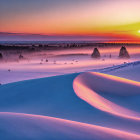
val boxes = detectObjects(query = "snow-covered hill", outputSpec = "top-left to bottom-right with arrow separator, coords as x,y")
0,61 -> 140,139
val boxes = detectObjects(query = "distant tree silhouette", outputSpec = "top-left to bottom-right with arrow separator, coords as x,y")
119,46 -> 130,58
19,54 -> 24,59
91,48 -> 101,58
0,52 -> 3,59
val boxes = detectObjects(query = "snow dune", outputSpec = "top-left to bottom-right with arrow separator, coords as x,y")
73,72 -> 140,119
0,112 -> 140,140
0,61 -> 140,139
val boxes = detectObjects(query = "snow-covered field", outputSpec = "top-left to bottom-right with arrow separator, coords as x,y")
0,46 -> 140,139
0,46 -> 139,84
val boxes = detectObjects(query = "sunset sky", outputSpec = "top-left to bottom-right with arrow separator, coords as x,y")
1,0 -> 140,41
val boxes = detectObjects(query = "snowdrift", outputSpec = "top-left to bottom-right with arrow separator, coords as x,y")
73,72 -> 140,118
0,62 -> 140,139
0,112 -> 140,140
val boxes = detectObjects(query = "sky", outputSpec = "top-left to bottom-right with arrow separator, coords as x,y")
1,0 -> 140,41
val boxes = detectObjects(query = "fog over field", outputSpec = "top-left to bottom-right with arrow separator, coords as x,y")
1,44 -> 140,84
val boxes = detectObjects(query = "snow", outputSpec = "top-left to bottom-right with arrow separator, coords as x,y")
0,112 -> 140,140
0,47 -> 140,139
0,46 -> 138,84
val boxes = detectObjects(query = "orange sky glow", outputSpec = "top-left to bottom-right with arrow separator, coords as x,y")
1,0 -> 140,41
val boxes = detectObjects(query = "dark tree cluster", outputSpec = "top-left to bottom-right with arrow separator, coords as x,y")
91,46 -> 130,59
91,48 -> 101,58
119,46 -> 130,58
